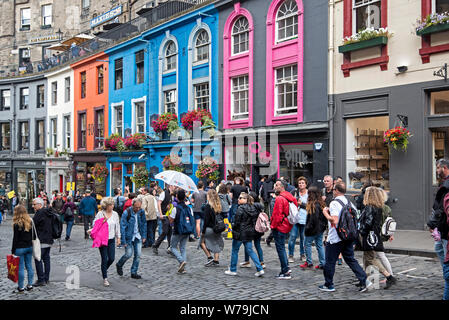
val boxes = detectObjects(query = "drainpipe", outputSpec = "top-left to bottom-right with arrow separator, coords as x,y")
328,0 -> 336,177
11,83 -> 16,193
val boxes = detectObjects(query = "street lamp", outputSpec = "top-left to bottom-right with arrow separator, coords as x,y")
56,28 -> 63,41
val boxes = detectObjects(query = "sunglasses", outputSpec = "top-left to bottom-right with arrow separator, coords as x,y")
239,197 -> 247,200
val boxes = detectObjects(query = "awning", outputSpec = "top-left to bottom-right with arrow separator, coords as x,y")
61,33 -> 94,46
47,43 -> 69,51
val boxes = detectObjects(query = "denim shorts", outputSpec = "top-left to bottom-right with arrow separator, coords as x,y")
194,212 -> 204,220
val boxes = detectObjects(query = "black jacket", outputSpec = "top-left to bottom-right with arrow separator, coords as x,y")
12,223 -> 35,255
232,204 -> 259,242
33,207 -> 54,245
359,205 -> 384,251
428,177 -> 449,240
202,204 -> 217,234
305,203 -> 327,237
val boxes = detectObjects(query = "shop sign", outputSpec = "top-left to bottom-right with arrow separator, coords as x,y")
90,5 -> 122,28
0,161 -> 10,167
29,35 -> 59,45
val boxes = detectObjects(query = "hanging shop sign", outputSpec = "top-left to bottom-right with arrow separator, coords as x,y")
90,5 -> 123,28
29,34 -> 60,45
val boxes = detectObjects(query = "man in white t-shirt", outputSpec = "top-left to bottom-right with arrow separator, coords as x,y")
319,182 -> 372,293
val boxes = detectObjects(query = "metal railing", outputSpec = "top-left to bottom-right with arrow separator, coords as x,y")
0,0 -> 213,79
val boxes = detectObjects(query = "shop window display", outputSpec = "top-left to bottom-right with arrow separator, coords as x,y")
278,143 -> 313,185
432,130 -> 449,185
111,163 -> 123,194
346,116 -> 389,191
225,145 -> 251,181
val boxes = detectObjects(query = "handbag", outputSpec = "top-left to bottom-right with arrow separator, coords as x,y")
31,220 -> 41,262
7,254 -> 20,283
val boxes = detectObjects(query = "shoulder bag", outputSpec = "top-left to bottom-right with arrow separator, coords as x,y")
31,220 -> 41,262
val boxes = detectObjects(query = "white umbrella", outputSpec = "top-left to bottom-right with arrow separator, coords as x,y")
155,170 -> 199,194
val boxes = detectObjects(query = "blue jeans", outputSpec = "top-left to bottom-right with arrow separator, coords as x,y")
99,239 -> 116,279
244,238 -> 264,263
229,204 -> 238,224
35,247 -> 51,283
435,239 -> 448,267
305,233 -> 325,266
288,223 -> 305,256
443,262 -> 449,300
117,238 -> 142,275
273,229 -> 289,274
15,247 -> 34,289
323,240 -> 367,288
171,234 -> 189,264
146,220 -> 157,247
230,239 -> 263,272
66,219 -> 74,239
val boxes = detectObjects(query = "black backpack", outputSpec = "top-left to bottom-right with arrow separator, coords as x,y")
213,211 -> 226,234
114,196 -> 124,217
64,206 -> 73,220
51,210 -> 63,239
335,199 -> 359,242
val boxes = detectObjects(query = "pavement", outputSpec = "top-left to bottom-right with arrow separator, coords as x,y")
384,230 -> 437,258
0,217 -> 444,300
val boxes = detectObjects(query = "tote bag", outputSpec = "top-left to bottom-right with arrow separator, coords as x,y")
31,220 -> 41,262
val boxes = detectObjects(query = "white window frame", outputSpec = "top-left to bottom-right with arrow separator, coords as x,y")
1,90 -> 10,111
82,0 -> 90,9
231,17 -> 249,56
164,41 -> 177,72
274,64 -> 298,116
51,81 -> 57,105
20,87 -> 29,110
352,0 -> 381,34
21,8 -> 31,30
65,77 -> 70,102
36,119 -> 45,150
42,4 -> 52,27
194,82 -> 210,111
51,118 -> 58,149
432,0 -> 449,13
63,115 -> 71,150
275,0 -> 299,44
132,98 -> 147,134
135,50 -> 145,84
1,122 -> 11,151
19,121 -> 29,151
230,75 -> 249,121
111,102 -> 124,136
163,89 -> 177,114
194,30 -> 210,64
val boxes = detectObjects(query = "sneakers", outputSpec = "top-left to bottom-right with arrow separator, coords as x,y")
131,274 -> 142,279
384,276 -> 397,289
300,254 -> 306,261
240,261 -> 251,268
288,255 -> 294,263
153,247 -> 158,255
358,279 -> 373,292
33,281 -> 46,287
265,239 -> 271,247
167,247 -> 173,255
319,285 -> 335,292
25,285 -> 33,291
261,262 -> 266,269
212,260 -> 219,266
116,264 -> 123,276
14,288 -> 25,294
103,279 -> 110,287
205,258 -> 215,267
255,270 -> 265,277
299,262 -> 313,269
338,258 -> 343,265
315,265 -> 324,270
178,261 -> 187,273
276,273 -> 292,280
224,270 -> 237,276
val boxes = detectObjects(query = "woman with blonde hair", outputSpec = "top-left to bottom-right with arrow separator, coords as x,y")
376,188 -> 394,278
11,205 -> 35,293
200,189 -> 225,266
359,187 -> 397,289
91,197 -> 121,286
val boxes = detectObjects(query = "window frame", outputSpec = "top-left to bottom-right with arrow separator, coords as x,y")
274,64 -> 298,116
113,104 -> 124,136
163,89 -> 177,114
37,85 -> 45,108
20,8 -> 31,30
78,112 -> 87,149
275,0 -> 299,44
432,0 -> 449,13
1,90 -> 11,111
19,87 -> 29,110
63,114 -> 71,150
80,71 -> 87,99
230,75 -> 249,121
97,65 -> 104,94
65,77 -> 70,102
164,41 -> 177,72
18,121 -> 29,151
115,58 -> 123,90
0,122 -> 11,151
51,81 -> 57,105
194,82 -> 210,112
35,119 -> 45,151
50,117 -> 58,149
134,102 -> 145,134
352,0 -> 382,34
94,108 -> 104,149
135,50 -> 145,84
41,4 -> 52,27
231,16 -> 250,56
194,30 -> 210,64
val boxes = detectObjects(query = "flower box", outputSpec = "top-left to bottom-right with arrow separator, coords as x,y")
338,36 -> 388,53
416,23 -> 449,36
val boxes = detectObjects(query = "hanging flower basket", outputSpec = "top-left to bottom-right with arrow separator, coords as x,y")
162,155 -> 184,172
384,126 -> 412,151
181,109 -> 213,131
124,133 -> 147,149
151,113 -> 178,138
196,157 -> 220,182
91,163 -> 109,184
105,134 -> 125,151
130,166 -> 150,188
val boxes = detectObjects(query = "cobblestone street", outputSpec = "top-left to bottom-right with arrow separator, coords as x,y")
0,219 -> 443,300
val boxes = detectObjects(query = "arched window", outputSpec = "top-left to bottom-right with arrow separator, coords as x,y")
194,30 -> 210,63
276,0 -> 298,43
164,41 -> 177,71
231,17 -> 249,55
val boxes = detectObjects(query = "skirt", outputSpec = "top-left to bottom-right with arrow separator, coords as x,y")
201,227 -> 224,254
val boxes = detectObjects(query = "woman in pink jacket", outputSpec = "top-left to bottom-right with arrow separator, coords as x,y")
90,197 -> 121,287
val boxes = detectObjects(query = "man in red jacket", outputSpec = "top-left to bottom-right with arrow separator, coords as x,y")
271,180 -> 297,279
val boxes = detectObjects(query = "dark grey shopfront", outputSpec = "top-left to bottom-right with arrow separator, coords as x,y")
332,79 -> 449,231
